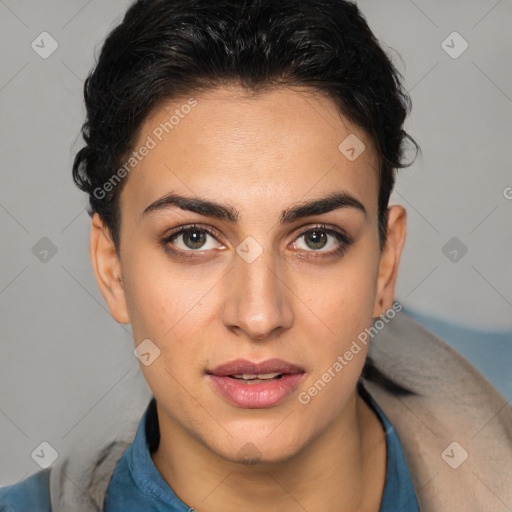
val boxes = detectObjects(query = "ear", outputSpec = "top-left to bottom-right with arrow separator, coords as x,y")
89,213 -> 130,324
372,205 -> 406,317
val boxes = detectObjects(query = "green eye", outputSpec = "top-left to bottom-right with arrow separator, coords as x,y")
180,229 -> 208,249
303,230 -> 328,250
294,226 -> 351,255
167,227 -> 220,251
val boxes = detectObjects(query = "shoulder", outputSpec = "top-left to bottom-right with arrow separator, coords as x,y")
0,470 -> 51,512
367,308 -> 512,435
365,308 -> 512,510
368,307 -> 509,406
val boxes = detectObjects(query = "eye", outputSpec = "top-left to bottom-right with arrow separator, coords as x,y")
292,224 -> 352,255
163,225 -> 223,252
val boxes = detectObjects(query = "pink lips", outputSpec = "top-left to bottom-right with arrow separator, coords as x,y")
206,358 -> 305,409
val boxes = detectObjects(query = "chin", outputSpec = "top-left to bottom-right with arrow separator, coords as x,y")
212,431 -> 307,467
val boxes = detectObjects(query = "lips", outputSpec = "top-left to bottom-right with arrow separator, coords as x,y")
206,358 -> 305,408
208,358 -> 305,376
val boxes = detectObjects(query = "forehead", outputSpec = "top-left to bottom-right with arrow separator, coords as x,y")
120,85 -> 380,220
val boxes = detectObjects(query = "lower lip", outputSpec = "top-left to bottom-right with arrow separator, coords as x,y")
207,373 -> 304,408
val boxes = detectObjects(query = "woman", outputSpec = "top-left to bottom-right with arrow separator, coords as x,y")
1,0 -> 511,510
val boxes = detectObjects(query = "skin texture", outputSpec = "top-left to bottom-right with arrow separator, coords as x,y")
90,85 -> 406,512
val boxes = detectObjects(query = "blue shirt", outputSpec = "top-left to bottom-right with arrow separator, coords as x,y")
0,388 -> 420,511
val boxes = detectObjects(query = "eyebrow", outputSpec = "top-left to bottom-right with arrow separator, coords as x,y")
142,191 -> 367,224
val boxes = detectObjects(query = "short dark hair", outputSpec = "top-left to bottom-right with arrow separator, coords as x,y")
73,0 -> 419,396
72,0 -> 418,256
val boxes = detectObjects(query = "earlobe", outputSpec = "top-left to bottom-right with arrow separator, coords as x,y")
372,205 -> 407,317
89,213 -> 130,324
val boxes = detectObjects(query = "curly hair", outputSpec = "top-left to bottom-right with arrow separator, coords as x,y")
72,0 -> 419,396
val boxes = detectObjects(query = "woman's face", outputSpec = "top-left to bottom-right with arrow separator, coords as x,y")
91,85 -> 405,463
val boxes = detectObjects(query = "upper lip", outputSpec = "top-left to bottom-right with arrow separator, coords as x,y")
207,358 -> 305,376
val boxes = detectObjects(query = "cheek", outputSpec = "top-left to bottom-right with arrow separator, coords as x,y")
122,251 -> 210,340
300,251 -> 378,339
121,254 -> 220,398
294,250 -> 378,396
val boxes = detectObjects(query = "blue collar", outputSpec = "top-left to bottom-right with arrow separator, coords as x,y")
359,385 -> 420,511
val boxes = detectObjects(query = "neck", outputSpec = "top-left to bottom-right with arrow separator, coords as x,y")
151,390 -> 386,512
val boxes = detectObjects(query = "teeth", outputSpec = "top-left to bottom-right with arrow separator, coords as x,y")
232,372 -> 281,380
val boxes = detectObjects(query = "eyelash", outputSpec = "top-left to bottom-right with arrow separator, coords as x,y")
160,223 -> 353,261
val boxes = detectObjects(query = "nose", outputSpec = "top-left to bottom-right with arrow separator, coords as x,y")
221,246 -> 294,341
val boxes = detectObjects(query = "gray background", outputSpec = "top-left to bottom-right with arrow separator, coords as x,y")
1,0 -> 511,486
